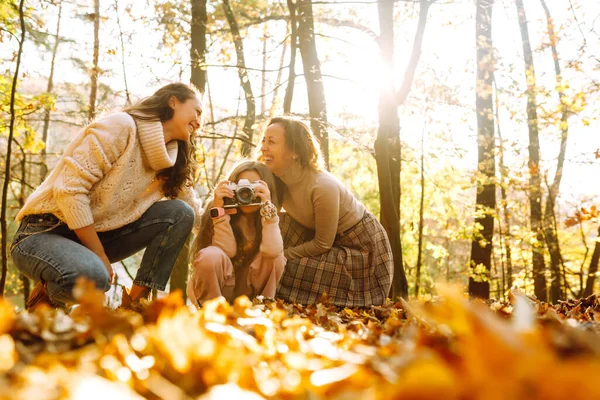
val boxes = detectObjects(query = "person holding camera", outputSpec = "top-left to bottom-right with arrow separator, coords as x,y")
11,83 -> 204,310
186,160 -> 285,306
258,117 -> 393,308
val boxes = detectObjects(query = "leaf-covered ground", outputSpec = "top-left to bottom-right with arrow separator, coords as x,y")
1,282 -> 599,400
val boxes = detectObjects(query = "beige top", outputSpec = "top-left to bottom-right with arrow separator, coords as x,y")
276,164 -> 366,260
16,112 -> 202,231
211,214 -> 284,259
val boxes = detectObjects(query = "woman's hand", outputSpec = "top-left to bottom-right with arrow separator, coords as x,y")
100,254 -> 115,284
213,180 -> 234,208
254,180 -> 272,203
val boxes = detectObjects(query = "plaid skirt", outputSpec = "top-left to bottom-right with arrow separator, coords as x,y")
277,211 -> 393,307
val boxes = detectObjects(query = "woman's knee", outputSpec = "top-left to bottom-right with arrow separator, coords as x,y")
87,265 -> 111,292
192,246 -> 230,272
166,199 -> 194,224
40,257 -> 111,301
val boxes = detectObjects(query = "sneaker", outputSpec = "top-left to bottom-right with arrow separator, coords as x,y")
119,286 -> 150,312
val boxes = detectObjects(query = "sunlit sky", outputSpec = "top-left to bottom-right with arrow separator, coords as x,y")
8,0 -> 600,207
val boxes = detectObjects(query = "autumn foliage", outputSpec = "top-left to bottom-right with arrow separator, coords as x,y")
0,280 -> 599,399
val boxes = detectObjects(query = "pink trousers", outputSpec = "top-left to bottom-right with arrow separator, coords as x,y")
186,246 -> 285,306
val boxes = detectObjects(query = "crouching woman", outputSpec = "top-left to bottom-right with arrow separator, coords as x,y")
187,161 -> 285,306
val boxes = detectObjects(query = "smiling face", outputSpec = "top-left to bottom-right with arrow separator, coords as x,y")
168,96 -> 203,142
260,123 -> 297,175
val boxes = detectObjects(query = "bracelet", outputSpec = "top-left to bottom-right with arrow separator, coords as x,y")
260,200 -> 278,221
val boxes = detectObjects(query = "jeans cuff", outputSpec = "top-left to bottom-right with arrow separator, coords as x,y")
133,280 -> 166,291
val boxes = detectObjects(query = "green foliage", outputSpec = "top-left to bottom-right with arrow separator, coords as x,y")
0,74 -> 54,153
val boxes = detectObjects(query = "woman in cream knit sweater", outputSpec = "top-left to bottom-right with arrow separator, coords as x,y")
10,83 -> 203,309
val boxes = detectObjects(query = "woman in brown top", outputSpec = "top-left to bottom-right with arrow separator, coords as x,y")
258,117 -> 393,307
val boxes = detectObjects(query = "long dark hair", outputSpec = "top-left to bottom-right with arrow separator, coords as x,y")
124,83 -> 200,198
191,160 -> 281,268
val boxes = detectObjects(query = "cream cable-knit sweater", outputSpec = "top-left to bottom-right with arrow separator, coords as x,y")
16,112 -> 203,231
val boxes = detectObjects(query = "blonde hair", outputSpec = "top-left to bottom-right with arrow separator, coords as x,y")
256,116 -> 325,171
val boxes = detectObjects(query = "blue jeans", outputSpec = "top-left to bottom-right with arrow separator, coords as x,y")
10,200 -> 194,306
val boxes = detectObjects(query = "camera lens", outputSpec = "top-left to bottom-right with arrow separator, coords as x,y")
236,187 -> 255,205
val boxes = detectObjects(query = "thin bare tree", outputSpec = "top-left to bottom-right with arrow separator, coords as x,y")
296,0 -> 329,167
88,0 -> 100,121
40,0 -> 63,183
415,115 -> 426,297
516,0 -> 547,301
191,0 -> 208,91
1,0 -> 26,295
222,0 -> 256,157
271,26 -> 289,114
494,79 -> 513,292
540,0 -> 569,302
283,0 -> 298,114
583,226 -> 600,297
114,0 -> 131,105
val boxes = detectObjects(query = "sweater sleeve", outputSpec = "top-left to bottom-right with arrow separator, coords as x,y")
260,215 -> 284,258
177,185 -> 204,232
284,180 -> 340,260
212,215 -> 237,258
53,117 -> 131,230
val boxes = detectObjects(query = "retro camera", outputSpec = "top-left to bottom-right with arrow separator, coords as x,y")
223,179 -> 261,208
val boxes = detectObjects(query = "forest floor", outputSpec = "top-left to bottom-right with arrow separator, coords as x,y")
1,280 -> 599,400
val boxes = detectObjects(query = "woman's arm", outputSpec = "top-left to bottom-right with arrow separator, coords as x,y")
284,181 -> 340,260
252,181 -> 283,258
54,115 -> 131,229
260,212 -> 283,258
177,185 -> 204,232
210,180 -> 237,257
74,225 -> 114,284
211,215 -> 237,258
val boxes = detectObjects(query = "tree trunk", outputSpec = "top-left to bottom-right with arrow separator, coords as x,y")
167,0 -> 208,298
516,0 -> 547,301
469,0 -> 495,299
296,0 -> 329,168
271,27 -> 288,114
261,23 -> 268,115
375,0 -> 431,299
40,0 -> 63,183
1,0 -> 26,295
415,122 -> 425,296
283,0 -> 298,114
540,0 -> 568,302
495,80 -> 513,291
88,0 -> 100,121
115,0 -> 131,105
222,0 -> 256,157
583,225 -> 600,297
191,0 -> 208,92
170,236 -> 191,301
16,141 -> 30,304
376,1 -> 429,300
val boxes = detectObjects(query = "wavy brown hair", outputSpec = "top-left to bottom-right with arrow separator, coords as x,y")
190,160 -> 281,267
257,116 -> 325,171
124,83 -> 200,198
